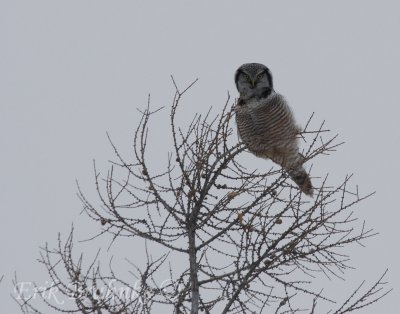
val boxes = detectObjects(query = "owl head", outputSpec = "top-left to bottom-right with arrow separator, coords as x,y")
235,63 -> 273,101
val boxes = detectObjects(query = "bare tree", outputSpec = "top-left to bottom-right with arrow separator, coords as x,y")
14,79 -> 390,313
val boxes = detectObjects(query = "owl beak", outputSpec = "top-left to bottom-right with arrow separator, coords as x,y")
250,81 -> 256,88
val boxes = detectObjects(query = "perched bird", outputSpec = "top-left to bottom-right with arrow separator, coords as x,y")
234,63 -> 313,196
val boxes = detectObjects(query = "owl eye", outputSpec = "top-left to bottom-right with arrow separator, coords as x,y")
257,73 -> 264,80
243,73 -> 251,82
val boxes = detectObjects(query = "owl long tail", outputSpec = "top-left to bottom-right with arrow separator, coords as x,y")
287,167 -> 313,196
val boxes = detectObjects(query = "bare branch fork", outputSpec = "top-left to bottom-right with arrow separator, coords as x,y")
14,79 -> 390,313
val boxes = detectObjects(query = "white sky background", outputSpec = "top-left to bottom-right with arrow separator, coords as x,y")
1,0 -> 399,312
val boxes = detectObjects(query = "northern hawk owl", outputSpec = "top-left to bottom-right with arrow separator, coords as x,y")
234,63 -> 313,196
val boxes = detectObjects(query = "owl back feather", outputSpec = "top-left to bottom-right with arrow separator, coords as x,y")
235,93 -> 313,197
235,93 -> 299,155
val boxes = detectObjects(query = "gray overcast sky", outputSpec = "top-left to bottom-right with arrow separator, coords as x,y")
1,1 -> 399,312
